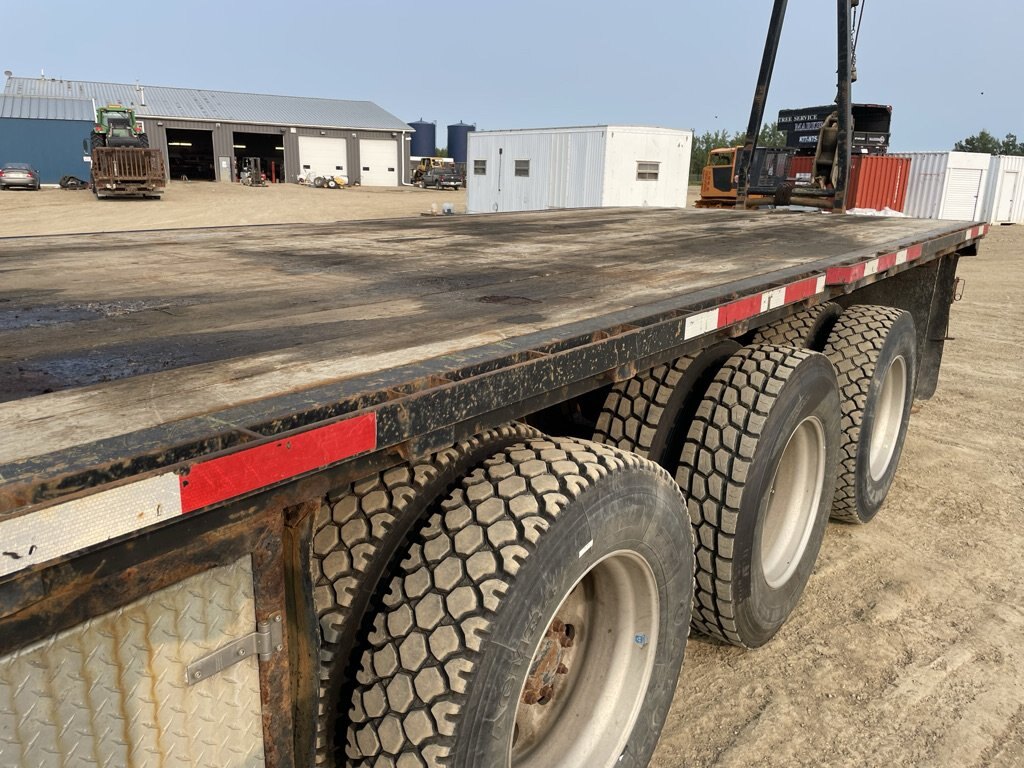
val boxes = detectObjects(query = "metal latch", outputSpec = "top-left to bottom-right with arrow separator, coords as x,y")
186,613 -> 283,685
953,277 -> 966,302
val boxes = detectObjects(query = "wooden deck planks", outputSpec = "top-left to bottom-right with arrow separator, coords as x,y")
1,208 -> 962,467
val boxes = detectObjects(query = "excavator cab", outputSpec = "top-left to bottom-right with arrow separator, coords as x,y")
709,148 -> 737,194
694,148 -> 741,208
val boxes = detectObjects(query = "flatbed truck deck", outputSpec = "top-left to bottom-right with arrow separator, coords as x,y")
0,207 -> 988,768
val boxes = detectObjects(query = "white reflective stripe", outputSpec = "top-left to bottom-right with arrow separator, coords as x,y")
684,308 -> 719,340
964,231 -> 972,241
895,249 -> 908,265
864,258 -> 880,276
815,275 -> 827,294
760,288 -> 787,313
0,474 -> 182,578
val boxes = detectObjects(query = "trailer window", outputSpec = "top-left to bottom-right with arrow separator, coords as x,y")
636,161 -> 660,180
515,160 -> 530,177
474,160 -> 487,175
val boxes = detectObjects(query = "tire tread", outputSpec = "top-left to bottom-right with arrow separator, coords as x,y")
823,304 -> 910,523
310,423 -> 540,764
345,437 -> 677,766
677,344 -> 816,646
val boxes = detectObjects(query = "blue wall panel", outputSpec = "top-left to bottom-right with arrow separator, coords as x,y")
0,118 -> 92,183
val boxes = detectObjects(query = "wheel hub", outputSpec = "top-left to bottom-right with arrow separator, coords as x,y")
521,620 -> 574,706
510,551 -> 659,767
760,416 -> 827,589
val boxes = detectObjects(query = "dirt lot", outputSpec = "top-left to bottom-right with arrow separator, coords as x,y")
0,182 -> 466,236
3,185 -> 1020,766
652,224 -> 1024,767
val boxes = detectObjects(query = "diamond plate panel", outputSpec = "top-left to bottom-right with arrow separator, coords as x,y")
0,556 -> 266,768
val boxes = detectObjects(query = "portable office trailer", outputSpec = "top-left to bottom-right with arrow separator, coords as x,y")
983,154 -> 1024,224
466,125 -> 692,214
890,151 -> 991,220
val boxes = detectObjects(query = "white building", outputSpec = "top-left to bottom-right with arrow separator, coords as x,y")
466,125 -> 692,214
983,154 -> 1024,224
890,151 -> 991,220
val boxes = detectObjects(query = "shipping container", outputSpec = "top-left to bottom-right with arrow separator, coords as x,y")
786,154 -> 910,212
982,154 -> 1024,224
845,155 -> 911,211
890,151 -> 991,220
466,125 -> 692,213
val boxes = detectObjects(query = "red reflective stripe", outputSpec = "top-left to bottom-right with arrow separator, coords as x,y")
826,263 -> 866,285
905,244 -> 923,261
719,294 -> 763,326
179,413 -> 377,513
783,277 -> 821,304
877,252 -> 898,271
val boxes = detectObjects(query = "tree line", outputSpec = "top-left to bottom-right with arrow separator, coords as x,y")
954,131 -> 1023,156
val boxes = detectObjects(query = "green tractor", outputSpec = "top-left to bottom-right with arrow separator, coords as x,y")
91,104 -> 149,150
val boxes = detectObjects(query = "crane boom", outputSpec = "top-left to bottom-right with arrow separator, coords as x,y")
736,0 -> 855,211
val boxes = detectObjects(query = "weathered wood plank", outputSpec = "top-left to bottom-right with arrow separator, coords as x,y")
1,208 -> 964,467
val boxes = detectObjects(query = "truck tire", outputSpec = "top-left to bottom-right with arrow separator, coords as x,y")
677,345 -> 840,648
823,305 -> 916,524
593,340 -> 740,470
90,133 -> 104,151
750,302 -> 843,351
346,438 -> 692,768
312,423 -> 541,765
137,132 -> 150,148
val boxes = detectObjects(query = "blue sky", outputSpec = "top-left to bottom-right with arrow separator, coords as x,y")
2,0 -> 1019,151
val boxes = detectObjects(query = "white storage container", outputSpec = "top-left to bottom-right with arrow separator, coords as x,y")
983,154 -> 1024,223
465,125 -> 692,214
889,151 -> 991,220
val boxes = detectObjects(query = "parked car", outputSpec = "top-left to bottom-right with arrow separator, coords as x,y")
0,163 -> 40,190
420,165 -> 462,190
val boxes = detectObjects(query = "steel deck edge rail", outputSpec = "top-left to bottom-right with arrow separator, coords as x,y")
0,221 -> 987,582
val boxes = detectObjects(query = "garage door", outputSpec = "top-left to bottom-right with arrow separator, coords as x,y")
359,139 -> 399,186
943,168 -> 983,219
298,136 -> 348,181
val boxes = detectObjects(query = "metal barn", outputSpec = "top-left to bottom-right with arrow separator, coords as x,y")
0,96 -> 93,183
466,126 -> 693,214
1,76 -> 411,185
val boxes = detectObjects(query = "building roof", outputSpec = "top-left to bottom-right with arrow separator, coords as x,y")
0,95 -> 95,121
473,124 -> 692,136
3,76 -> 411,131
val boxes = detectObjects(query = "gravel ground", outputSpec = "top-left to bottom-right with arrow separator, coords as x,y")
0,182 -> 466,237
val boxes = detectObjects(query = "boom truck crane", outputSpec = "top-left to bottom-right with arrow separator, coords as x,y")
736,0 -> 861,210
0,2 -> 989,768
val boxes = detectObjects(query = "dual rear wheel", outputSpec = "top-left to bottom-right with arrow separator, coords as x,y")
330,302 -> 918,766
594,303 -> 916,647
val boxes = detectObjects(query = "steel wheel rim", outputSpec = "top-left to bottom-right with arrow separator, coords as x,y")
761,417 -> 827,589
509,550 -> 659,768
869,355 -> 908,481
